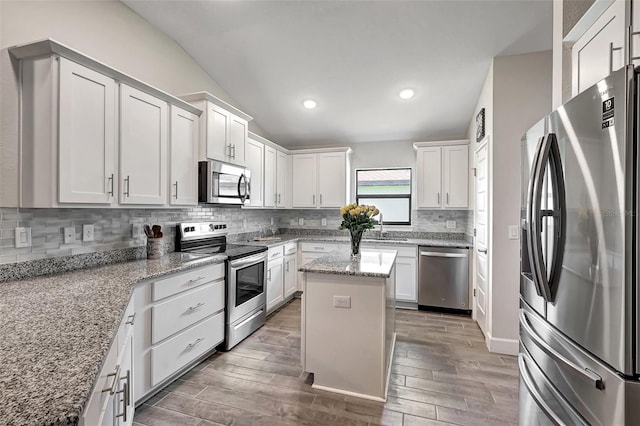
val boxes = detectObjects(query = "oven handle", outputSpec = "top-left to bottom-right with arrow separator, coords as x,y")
229,251 -> 268,269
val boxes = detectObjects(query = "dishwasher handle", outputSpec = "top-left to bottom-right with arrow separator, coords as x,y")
420,251 -> 468,258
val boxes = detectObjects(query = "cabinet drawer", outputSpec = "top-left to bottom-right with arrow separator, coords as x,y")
385,245 -> 417,258
284,242 -> 297,255
268,246 -> 284,260
152,280 -> 224,344
300,242 -> 341,253
152,263 -> 224,301
150,311 -> 224,387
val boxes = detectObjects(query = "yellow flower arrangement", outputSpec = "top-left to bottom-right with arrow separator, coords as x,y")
339,203 -> 379,257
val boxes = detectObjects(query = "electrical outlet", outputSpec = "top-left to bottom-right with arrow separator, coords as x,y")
298,218 -> 304,226
243,219 -> 247,229
132,223 -> 142,238
446,220 -> 456,229
508,225 -> 520,240
321,218 -> 327,226
14,227 -> 31,248
64,227 -> 75,244
270,217 -> 274,225
82,224 -> 94,242
333,296 -> 351,309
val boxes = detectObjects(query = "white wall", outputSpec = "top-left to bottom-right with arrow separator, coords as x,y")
469,51 -> 552,355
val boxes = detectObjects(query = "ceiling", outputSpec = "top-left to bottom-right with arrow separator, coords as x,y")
124,0 -> 552,148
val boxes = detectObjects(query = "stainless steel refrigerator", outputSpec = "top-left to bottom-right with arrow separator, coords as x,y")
519,65 -> 640,425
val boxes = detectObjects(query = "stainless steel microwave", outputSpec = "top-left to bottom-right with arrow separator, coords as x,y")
198,160 -> 251,205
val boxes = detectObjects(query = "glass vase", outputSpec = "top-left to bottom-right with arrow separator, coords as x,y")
350,229 -> 363,260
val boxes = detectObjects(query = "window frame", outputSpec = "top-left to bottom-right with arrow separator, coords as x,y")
355,167 -> 412,226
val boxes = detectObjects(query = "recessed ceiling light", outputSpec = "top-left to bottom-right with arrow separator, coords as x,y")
399,89 -> 414,99
303,100 -> 317,109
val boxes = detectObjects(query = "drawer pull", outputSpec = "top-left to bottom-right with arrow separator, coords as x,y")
188,276 -> 206,284
101,364 -> 120,394
187,302 -> 205,313
313,247 -> 324,250
187,337 -> 205,349
125,313 -> 136,325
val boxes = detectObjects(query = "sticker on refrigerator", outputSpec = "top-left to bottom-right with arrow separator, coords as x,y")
602,97 -> 615,129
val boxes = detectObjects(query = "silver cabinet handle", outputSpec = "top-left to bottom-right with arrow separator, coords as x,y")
520,309 -> 604,390
313,247 -> 324,250
278,193 -> 281,204
125,313 -> 136,325
187,337 -> 204,349
420,251 -> 468,258
437,192 -> 440,204
275,193 -> 278,205
187,302 -> 205,312
320,194 -> 323,205
108,173 -> 114,196
174,181 -> 179,199
286,261 -> 290,272
446,193 -> 449,205
232,144 -> 236,159
268,268 -> 272,281
609,42 -> 623,74
227,144 -> 232,158
478,248 -> 487,254
123,176 -> 130,197
116,381 -> 128,422
101,364 -> 120,394
312,194 -> 315,205
188,276 -> 206,284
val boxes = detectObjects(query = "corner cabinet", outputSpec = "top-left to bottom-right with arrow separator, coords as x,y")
6,39 -> 202,208
247,131 -> 290,209
415,141 -> 469,209
180,92 -> 252,166
291,148 -> 351,208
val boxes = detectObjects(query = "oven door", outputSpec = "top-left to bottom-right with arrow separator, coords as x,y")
202,161 -> 250,205
227,252 -> 267,324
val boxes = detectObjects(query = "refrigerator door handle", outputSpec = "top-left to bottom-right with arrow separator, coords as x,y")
520,310 -> 605,390
526,135 -> 548,299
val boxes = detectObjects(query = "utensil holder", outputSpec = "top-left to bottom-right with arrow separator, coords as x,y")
147,238 -> 165,259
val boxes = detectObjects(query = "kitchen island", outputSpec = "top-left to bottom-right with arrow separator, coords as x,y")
299,249 -> 397,402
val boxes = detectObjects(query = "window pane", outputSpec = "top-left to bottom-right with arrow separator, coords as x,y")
358,197 -> 410,223
357,169 -> 411,195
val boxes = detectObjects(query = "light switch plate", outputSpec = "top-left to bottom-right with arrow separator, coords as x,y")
446,220 -> 456,229
15,227 -> 31,248
508,225 -> 520,240
298,218 -> 304,226
321,218 -> 327,226
334,295 -> 351,308
270,217 -> 274,225
64,227 -> 75,244
83,224 -> 94,242
132,223 -> 142,238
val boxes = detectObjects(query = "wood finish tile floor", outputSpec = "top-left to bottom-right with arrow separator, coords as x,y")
134,298 -> 518,426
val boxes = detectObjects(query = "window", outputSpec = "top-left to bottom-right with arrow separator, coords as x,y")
356,168 -> 411,225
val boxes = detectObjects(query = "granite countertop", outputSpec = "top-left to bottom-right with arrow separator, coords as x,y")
299,249 -> 398,278
0,252 -> 226,426
243,233 -> 473,249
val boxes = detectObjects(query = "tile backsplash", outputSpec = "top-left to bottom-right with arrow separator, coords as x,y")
0,206 -> 472,264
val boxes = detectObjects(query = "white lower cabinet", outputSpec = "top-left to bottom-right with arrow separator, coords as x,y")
395,254 -> 418,303
81,299 -> 135,426
267,246 -> 284,314
133,263 -> 225,403
298,242 -> 347,291
283,243 -> 297,298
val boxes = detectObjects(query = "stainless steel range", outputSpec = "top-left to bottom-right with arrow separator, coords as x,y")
176,222 -> 267,350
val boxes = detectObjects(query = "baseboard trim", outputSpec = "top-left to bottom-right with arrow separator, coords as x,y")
486,334 -> 519,355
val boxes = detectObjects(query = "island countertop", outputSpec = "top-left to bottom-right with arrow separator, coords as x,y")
299,249 -> 398,278
0,252 -> 226,426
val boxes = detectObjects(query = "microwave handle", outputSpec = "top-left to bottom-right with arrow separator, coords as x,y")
238,174 -> 248,203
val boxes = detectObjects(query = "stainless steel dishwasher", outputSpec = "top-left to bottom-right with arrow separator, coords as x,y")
418,246 -> 470,312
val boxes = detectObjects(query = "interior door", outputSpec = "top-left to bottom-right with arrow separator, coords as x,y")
474,142 -> 489,335
546,67 -> 632,375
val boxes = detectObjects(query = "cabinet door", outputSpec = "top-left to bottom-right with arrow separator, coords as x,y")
572,0 -> 626,96
443,145 -> 469,208
284,254 -> 297,298
229,115 -> 247,165
291,154 -> 317,207
276,150 -> 288,208
245,138 -> 264,207
264,145 -> 277,208
81,336 -> 119,426
58,58 -> 116,204
120,85 -> 168,205
267,259 -> 284,314
317,152 -> 346,208
205,103 -> 231,162
395,256 -> 417,302
115,332 -> 134,426
170,106 -> 198,206
416,147 -> 442,208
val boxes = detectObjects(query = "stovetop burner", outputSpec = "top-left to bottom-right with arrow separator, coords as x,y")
175,222 -> 267,261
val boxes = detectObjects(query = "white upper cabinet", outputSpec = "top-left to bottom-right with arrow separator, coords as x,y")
291,149 -> 351,209
58,58 -> 117,205
180,92 -> 252,166
415,141 -> 469,210
264,145 -> 277,208
169,106 -> 199,206
245,136 -> 264,207
571,0 -> 628,96
7,40 -> 202,209
120,84 -> 168,205
276,149 -> 289,208
291,154 -> 318,208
